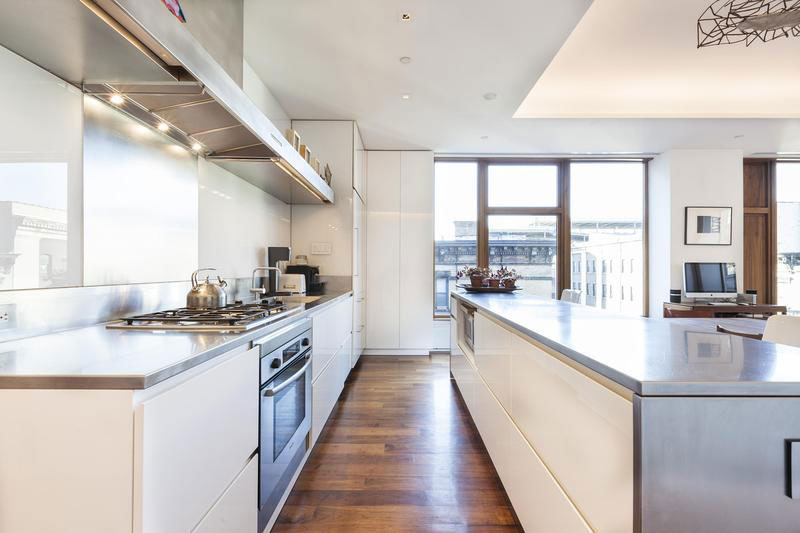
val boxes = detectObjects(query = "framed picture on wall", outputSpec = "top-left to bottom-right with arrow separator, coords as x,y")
685,206 -> 732,245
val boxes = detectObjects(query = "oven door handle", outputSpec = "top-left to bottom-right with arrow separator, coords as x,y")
263,355 -> 311,397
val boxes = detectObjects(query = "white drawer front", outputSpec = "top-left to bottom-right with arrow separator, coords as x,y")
311,338 -> 350,446
134,346 -> 259,533
509,325 -> 633,533
460,355 -> 590,533
312,297 -> 353,381
192,455 -> 257,533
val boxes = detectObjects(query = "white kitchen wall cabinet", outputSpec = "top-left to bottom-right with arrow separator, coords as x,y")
365,151 -> 434,354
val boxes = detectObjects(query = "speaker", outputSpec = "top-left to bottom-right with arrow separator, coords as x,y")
669,289 -> 682,304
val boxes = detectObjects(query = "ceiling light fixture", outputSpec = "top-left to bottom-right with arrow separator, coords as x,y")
400,13 -> 412,22
157,122 -> 170,132
399,56 -> 412,64
480,135 -> 489,140
109,94 -> 124,105
191,142 -> 202,152
401,94 -> 411,100
698,0 -> 800,47
483,92 -> 497,101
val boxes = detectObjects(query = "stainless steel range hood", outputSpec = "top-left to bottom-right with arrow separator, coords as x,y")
0,0 -> 333,205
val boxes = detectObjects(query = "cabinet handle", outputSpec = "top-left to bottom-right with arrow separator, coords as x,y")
790,440 -> 800,499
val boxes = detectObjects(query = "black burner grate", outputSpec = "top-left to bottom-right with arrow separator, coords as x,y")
123,300 -> 288,326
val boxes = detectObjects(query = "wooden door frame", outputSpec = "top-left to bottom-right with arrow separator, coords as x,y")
743,158 -> 777,304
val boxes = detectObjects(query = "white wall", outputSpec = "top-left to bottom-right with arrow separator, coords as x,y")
648,149 -> 744,316
198,158 -> 291,280
290,121 -> 355,277
365,150 -> 434,354
242,60 -> 291,136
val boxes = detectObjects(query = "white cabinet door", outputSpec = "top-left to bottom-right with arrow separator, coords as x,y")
353,122 -> 366,201
311,336 -> 352,446
312,296 -> 353,381
398,151 -> 433,350
133,346 -> 259,533
366,151 -> 401,349
192,455 -> 257,533
473,313 -> 513,412
510,332 -> 633,532
469,360 -> 592,533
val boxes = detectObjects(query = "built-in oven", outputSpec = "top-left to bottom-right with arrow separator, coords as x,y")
255,318 -> 312,532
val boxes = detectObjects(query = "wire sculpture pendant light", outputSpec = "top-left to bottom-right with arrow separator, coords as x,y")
698,0 -> 800,47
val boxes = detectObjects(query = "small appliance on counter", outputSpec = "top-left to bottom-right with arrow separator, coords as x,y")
278,273 -> 306,295
186,268 -> 228,309
286,264 -> 325,295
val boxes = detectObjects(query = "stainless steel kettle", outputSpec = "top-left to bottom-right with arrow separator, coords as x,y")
187,268 -> 228,309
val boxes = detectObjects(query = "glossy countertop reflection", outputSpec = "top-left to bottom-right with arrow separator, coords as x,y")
0,291 -> 352,390
453,291 -> 800,396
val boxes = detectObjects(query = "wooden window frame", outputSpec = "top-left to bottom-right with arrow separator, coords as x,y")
433,157 -> 649,318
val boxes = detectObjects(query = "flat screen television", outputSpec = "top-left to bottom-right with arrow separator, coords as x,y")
683,262 -> 738,299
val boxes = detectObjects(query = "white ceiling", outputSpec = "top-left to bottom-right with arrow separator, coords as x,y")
244,0 -> 800,155
516,0 -> 800,118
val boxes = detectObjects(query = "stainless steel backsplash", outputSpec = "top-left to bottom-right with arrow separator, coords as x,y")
0,277 -> 255,343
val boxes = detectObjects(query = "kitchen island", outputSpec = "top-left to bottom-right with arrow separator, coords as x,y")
450,290 -> 800,533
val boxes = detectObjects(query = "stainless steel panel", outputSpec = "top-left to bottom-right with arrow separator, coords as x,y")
452,291 -> 800,396
0,277 -> 257,343
637,396 -> 800,533
0,0 -> 177,85
180,0 -> 243,87
110,0 -> 334,204
83,95 -> 198,285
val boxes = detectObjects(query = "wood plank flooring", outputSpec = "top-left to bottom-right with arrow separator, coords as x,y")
274,355 -> 521,532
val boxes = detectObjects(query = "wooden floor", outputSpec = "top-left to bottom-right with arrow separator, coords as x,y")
274,355 -> 522,532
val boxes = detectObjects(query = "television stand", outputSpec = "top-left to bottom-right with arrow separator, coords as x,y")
663,301 -> 787,318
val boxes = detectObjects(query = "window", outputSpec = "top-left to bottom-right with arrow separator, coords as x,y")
434,158 -> 647,316
777,162 -> 800,315
570,161 -> 645,315
434,162 -> 477,315
488,165 -> 558,207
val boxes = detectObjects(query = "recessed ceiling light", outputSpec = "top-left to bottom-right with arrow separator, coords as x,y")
480,135 -> 489,140
400,13 -> 412,21
401,94 -> 411,100
110,94 -> 124,105
483,92 -> 497,101
191,142 -> 202,152
157,122 -> 170,132
399,56 -> 412,64
733,134 -> 745,139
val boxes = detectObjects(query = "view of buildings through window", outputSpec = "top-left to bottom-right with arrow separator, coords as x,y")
776,162 -> 800,315
570,162 -> 644,315
434,160 -> 646,316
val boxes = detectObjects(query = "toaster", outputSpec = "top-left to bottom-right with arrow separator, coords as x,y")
278,273 -> 306,294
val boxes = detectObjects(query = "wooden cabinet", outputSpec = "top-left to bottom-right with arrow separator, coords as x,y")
133,345 -> 259,533
191,455 -> 257,533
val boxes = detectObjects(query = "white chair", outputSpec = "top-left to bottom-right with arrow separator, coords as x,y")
763,315 -> 800,348
717,315 -> 800,349
560,289 -> 582,304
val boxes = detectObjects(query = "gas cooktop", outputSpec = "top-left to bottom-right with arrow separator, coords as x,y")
106,299 -> 302,332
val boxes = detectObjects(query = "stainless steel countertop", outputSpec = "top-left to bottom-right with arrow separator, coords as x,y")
453,291 -> 800,397
0,291 -> 352,390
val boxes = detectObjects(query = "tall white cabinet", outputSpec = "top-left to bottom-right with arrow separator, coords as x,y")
291,120 -> 366,365
365,151 -> 434,354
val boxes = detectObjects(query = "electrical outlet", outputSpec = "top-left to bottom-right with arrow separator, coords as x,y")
0,304 -> 14,330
